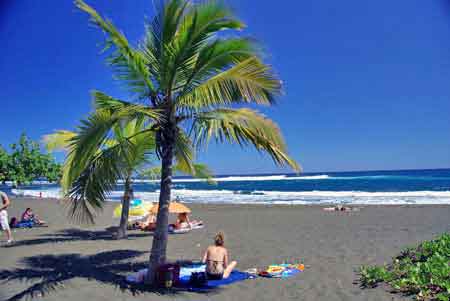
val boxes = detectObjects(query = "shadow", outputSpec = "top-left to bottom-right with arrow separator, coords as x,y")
0,250 -> 190,300
3,228 -> 152,248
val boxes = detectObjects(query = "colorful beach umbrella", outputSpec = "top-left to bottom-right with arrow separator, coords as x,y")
150,202 -> 191,214
113,201 -> 153,218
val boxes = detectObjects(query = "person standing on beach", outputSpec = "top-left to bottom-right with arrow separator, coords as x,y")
0,191 -> 14,244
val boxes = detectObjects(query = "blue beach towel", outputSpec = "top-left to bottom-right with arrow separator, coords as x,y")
13,221 -> 36,228
279,267 -> 301,278
178,264 -> 255,291
179,271 -> 255,291
126,264 -> 255,290
11,220 -> 47,229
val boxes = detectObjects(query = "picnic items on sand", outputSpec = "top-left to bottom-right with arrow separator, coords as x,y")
258,263 -> 305,278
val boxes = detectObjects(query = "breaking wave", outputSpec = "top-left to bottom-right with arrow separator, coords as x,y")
12,188 -> 450,205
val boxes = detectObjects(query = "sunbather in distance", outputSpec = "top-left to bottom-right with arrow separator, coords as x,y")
134,213 -> 156,231
21,208 -> 46,225
175,212 -> 203,230
323,205 -> 360,212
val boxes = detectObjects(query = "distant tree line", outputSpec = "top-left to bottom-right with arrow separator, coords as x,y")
0,134 -> 61,187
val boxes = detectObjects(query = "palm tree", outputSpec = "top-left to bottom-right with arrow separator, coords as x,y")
73,0 -> 299,284
44,113 -> 156,239
44,108 -> 213,239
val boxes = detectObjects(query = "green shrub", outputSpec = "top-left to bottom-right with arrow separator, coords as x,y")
359,233 -> 450,301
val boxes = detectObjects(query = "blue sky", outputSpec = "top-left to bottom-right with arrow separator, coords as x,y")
1,0 -> 450,174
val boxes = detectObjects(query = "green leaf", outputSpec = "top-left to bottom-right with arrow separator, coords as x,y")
177,57 -> 282,111
62,111 -> 157,223
192,108 -> 300,171
42,130 -> 76,152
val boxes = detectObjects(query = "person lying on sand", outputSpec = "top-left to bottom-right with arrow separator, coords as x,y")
133,214 -> 156,231
174,212 -> 203,230
202,231 -> 237,280
323,205 -> 360,212
21,208 -> 46,225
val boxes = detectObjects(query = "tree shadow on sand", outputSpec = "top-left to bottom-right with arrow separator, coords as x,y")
0,250 -> 196,301
3,228 -> 152,248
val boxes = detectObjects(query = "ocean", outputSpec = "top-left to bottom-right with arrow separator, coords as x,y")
3,169 -> 450,205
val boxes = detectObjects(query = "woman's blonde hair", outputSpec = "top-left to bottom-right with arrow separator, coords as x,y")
214,231 -> 225,246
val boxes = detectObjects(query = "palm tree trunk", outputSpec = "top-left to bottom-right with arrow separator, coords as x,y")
147,124 -> 175,285
116,176 -> 131,239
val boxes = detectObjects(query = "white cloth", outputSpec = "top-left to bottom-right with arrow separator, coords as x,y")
126,268 -> 148,283
126,265 -> 207,283
0,210 -> 9,231
179,264 -> 206,278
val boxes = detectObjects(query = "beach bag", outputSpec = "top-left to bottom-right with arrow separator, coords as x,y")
156,263 -> 180,288
9,217 -> 17,228
189,272 -> 207,287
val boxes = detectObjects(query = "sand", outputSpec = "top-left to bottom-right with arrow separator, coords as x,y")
1,197 -> 449,301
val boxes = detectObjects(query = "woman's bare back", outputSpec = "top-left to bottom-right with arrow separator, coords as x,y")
207,246 -> 226,261
202,232 -> 237,279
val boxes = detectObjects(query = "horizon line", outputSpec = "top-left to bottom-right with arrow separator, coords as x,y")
163,167 -> 450,178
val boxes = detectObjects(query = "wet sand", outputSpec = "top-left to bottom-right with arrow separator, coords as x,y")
1,197 -> 449,301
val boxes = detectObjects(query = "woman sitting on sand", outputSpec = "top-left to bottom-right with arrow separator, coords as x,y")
202,231 -> 237,280
21,208 -> 46,225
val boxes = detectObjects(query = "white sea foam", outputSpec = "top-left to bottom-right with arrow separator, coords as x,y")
118,174 -> 331,183
107,173 -> 450,183
12,188 -> 450,205
12,188 -> 62,199
126,173 -> 449,182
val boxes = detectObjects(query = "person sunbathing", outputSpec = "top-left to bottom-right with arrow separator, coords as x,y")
134,214 -> 156,231
202,231 -> 237,280
174,212 -> 191,230
323,205 -> 359,212
174,212 -> 203,230
21,208 -> 46,225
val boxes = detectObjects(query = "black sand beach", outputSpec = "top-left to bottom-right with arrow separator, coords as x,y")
1,198 -> 449,300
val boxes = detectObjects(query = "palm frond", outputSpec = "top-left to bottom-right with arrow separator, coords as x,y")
107,49 -> 154,97
182,0 -> 245,35
61,110 -> 117,192
166,0 -> 245,91
176,37 -> 257,96
177,162 -> 215,184
139,166 -> 161,180
64,115 -> 156,224
192,108 -> 300,171
91,90 -> 162,121
177,57 -> 282,111
173,128 -> 195,175
42,130 -> 76,152
144,0 -> 190,91
140,162 -> 214,183
127,128 -> 157,167
65,141 -> 130,224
